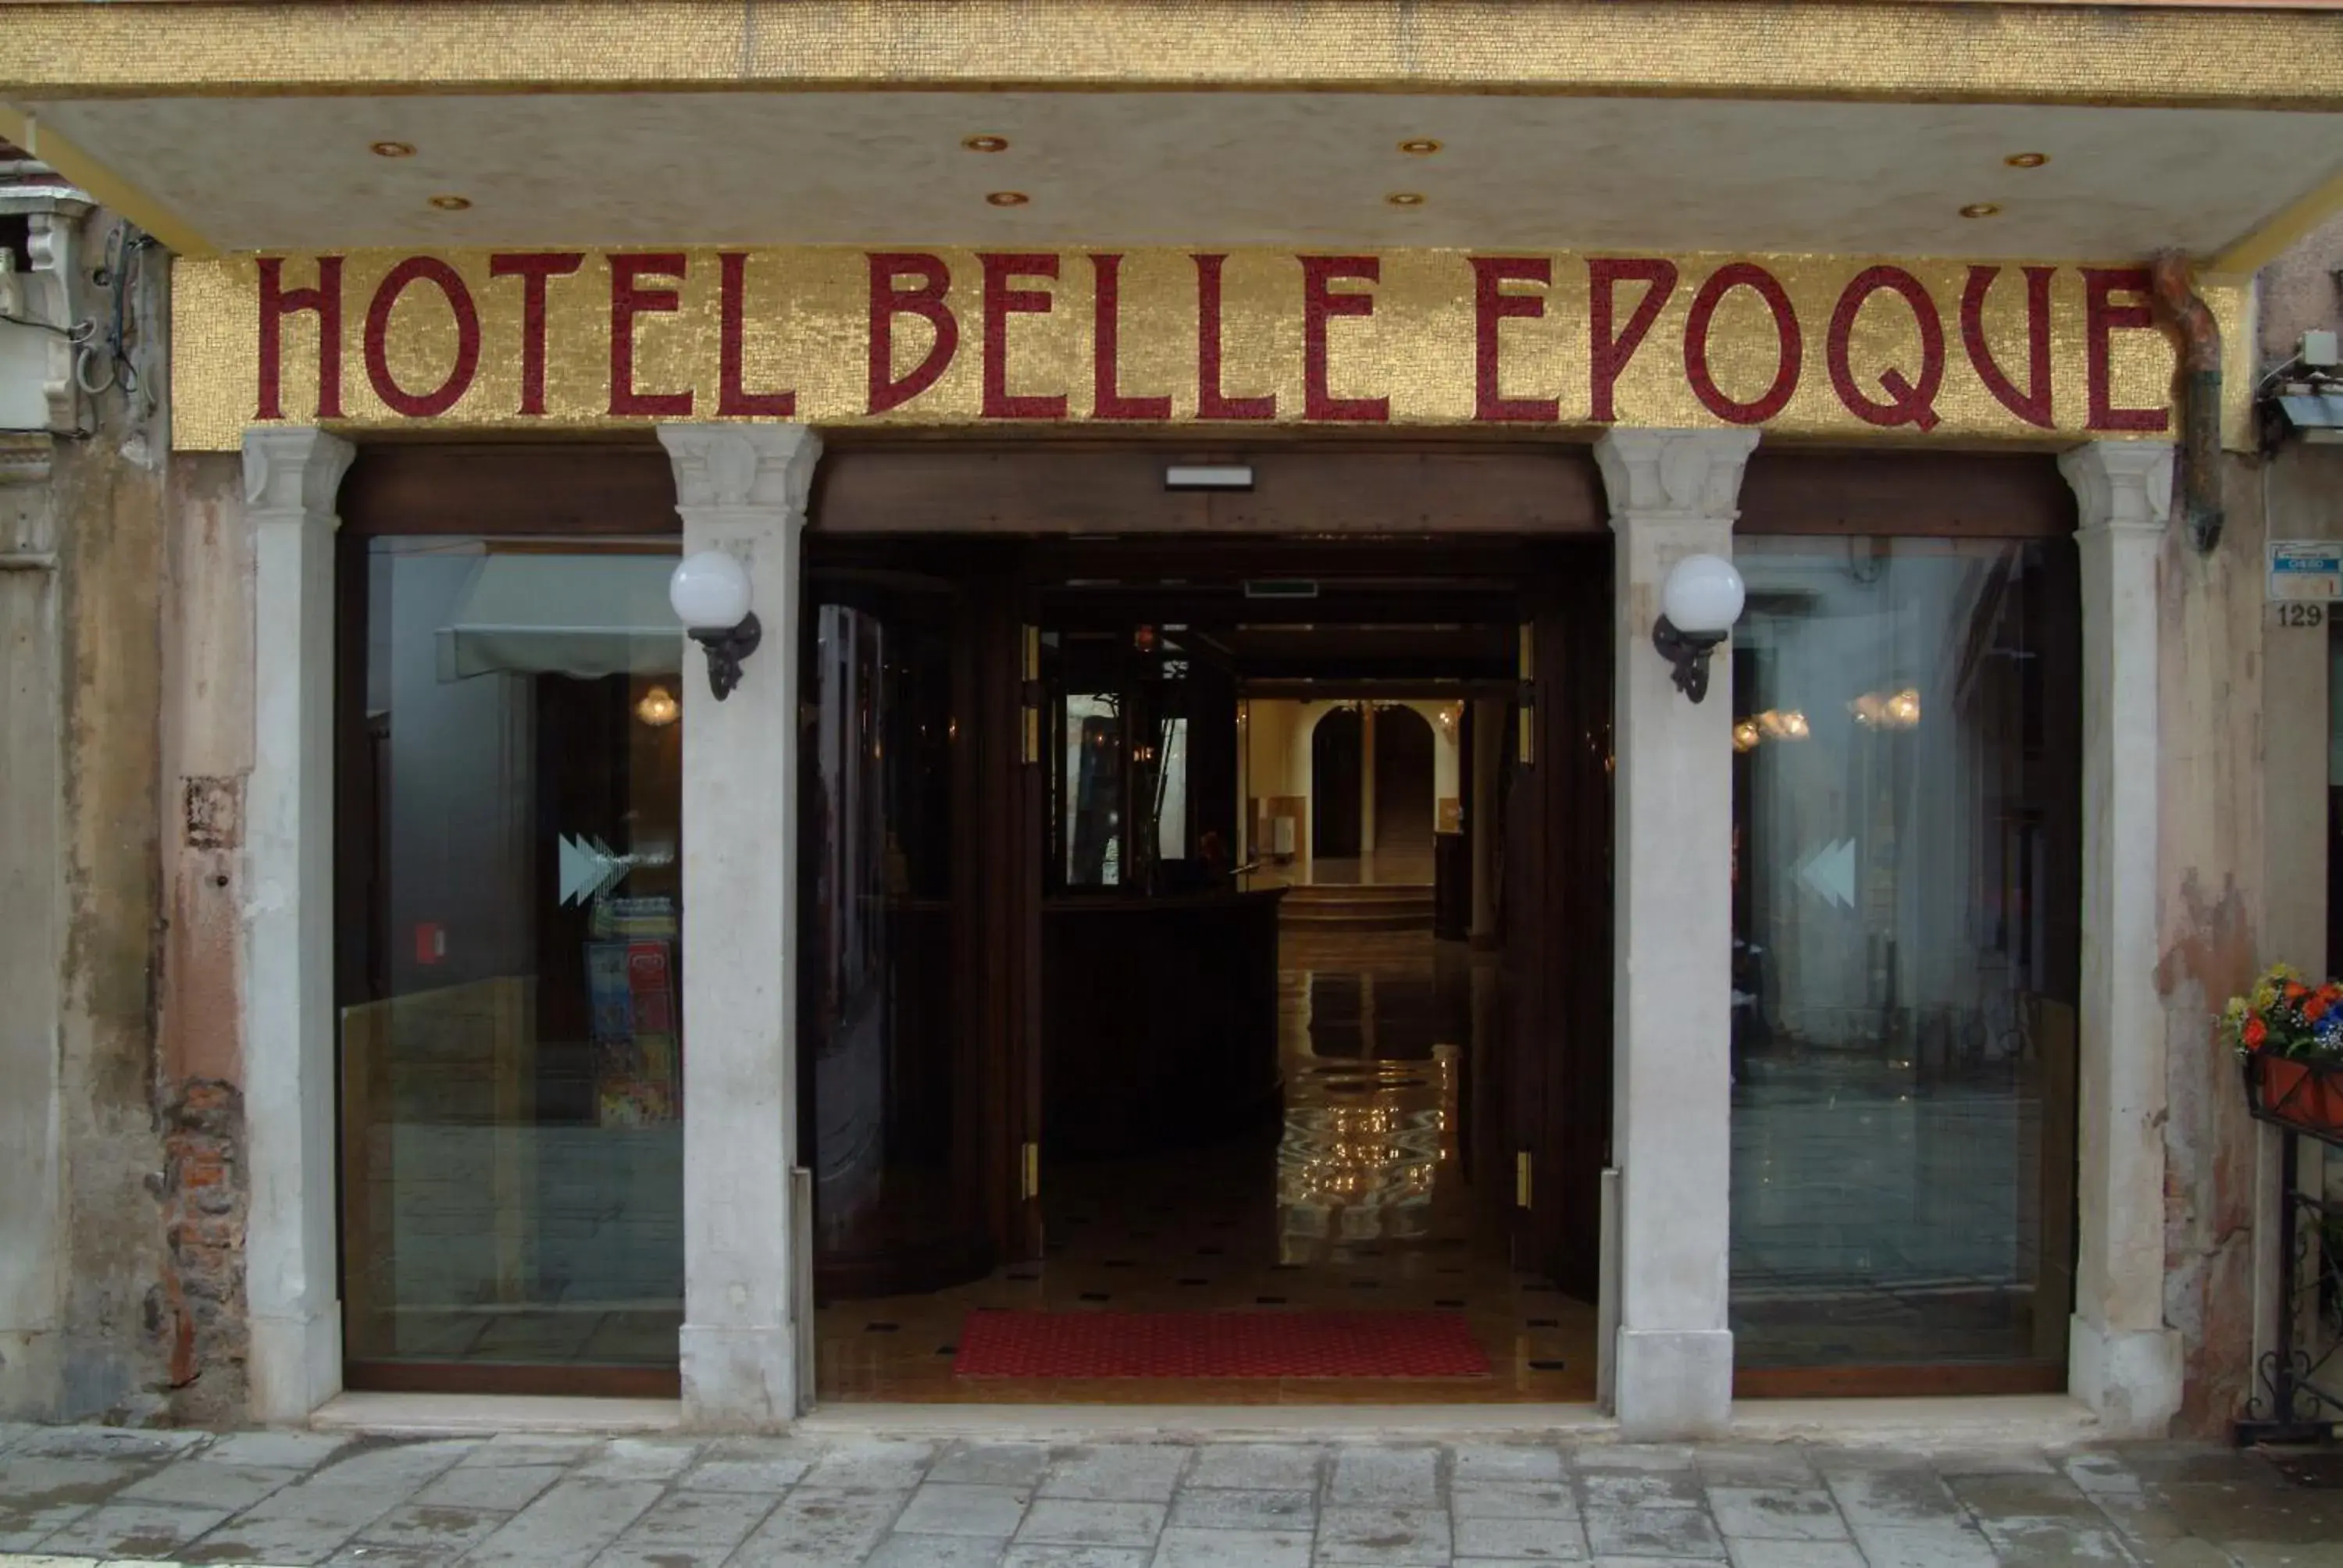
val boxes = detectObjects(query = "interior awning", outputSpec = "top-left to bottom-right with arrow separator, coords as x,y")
435,554 -> 681,681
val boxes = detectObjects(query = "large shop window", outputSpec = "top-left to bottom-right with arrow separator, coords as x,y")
340,539 -> 686,1388
1728,536 -> 2081,1381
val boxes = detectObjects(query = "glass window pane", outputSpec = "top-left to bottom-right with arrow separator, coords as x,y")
1728,536 -> 2079,1370
341,540 -> 684,1372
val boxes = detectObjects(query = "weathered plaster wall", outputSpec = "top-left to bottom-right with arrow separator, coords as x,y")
48,234 -> 171,1422
155,451 -> 255,1423
2154,456 -> 2266,1435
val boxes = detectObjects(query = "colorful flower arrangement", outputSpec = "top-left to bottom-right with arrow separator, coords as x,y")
2221,964 -> 2343,1063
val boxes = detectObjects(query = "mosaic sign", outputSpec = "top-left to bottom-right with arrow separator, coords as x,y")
169,246 -> 2242,451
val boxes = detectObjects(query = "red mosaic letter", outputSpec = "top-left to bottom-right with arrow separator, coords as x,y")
1300,255 -> 1388,423
868,252 -> 959,415
256,255 -> 344,420
1091,253 -> 1170,422
362,257 -> 480,419
1960,265 -> 2056,430
2081,267 -> 2170,433
1684,262 -> 1802,426
979,252 -> 1068,420
488,252 -> 583,416
1587,258 -> 1678,424
608,252 -> 694,418
1825,265 -> 1944,433
717,252 -> 795,417
1471,257 -> 1559,425
1194,255 -> 1275,421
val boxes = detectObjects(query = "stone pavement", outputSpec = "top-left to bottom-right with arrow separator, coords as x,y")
1,1422 -> 2338,1567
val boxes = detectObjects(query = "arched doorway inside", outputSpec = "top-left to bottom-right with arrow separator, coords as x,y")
1311,705 -> 1363,859
1372,704 -> 1436,883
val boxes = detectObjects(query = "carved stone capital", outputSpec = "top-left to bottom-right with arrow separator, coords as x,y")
2060,440 -> 2174,538
1595,428 -> 1761,523
658,424 -> 823,518
241,427 -> 355,523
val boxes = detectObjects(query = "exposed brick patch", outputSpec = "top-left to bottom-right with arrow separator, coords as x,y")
155,1077 -> 248,1423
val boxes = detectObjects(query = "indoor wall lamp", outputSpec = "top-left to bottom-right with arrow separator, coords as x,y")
670,550 -> 759,701
1652,554 -> 1746,704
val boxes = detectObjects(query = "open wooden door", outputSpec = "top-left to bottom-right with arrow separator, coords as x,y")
1500,550 -> 1614,1300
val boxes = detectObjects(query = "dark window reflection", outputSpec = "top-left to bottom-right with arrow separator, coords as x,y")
1728,536 -> 2081,1370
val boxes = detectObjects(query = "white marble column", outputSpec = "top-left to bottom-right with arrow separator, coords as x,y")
240,426 -> 355,1423
2059,440 -> 2183,1436
1596,427 -> 1757,1439
661,423 -> 822,1430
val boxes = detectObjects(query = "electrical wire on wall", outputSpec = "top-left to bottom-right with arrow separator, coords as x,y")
0,217 -> 156,437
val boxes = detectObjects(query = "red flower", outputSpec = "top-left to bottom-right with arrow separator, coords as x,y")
2309,997 -> 2330,1024
2245,1016 -> 2269,1049
2286,982 -> 2309,1002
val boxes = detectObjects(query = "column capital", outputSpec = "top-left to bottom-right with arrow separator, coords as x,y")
1595,428 -> 1760,524
241,427 -> 354,522
658,424 -> 822,517
2060,440 -> 2174,537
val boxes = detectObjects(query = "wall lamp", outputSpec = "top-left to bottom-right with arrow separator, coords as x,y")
1652,554 -> 1745,704
670,550 -> 759,701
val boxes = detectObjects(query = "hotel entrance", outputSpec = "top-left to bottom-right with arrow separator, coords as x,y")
797,524 -> 1615,1403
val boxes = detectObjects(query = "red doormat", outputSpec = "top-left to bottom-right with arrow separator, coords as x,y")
953,1309 -> 1491,1378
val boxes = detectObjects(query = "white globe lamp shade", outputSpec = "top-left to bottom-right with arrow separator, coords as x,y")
1660,554 -> 1745,636
669,550 -> 753,630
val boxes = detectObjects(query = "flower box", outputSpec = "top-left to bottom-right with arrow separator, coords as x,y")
2248,1053 -> 2343,1138
2224,964 -> 2343,1144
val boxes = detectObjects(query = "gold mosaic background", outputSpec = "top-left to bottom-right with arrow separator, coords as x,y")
11,2 -> 2343,107
171,247 -> 2241,451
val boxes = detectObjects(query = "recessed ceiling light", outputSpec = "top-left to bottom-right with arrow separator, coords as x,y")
2005,151 -> 2049,169
964,134 -> 1010,152
1960,202 -> 2000,219
986,191 -> 1029,207
1398,137 -> 1442,155
371,140 -> 415,159
1386,192 -> 1426,207
428,194 -> 473,211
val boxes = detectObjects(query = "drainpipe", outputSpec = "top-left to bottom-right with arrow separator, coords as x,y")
2151,249 -> 2224,554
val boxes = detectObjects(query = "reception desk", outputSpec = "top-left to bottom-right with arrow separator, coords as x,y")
1042,883 -> 1287,1158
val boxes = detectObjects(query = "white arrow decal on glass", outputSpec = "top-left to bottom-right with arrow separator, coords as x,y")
558,834 -> 675,906
1793,837 -> 1856,911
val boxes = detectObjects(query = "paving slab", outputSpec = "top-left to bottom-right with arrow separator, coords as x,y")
997,1545 -> 1150,1568
1721,1540 -> 1863,1568
863,1534 -> 1013,1568
405,1463 -> 562,1514
1702,1485 -> 1848,1542
800,1440 -> 938,1492
572,1438 -> 704,1483
1013,1499 -> 1165,1550
929,1442 -> 1054,1488
115,1463 -> 305,1514
1315,1504 -> 1453,1565
1581,1505 -> 1724,1560
1037,1446 -> 1188,1503
1155,1523 -> 1314,1566
729,1484 -> 911,1567
612,1484 -> 778,1548
1328,1448 -> 1443,1509
1451,1446 -> 1567,1485
891,1481 -> 1032,1539
458,1477 -> 663,1568
199,1434 -> 351,1473
1167,1485 -> 1317,1531
1848,1521 -> 1999,1568
1451,1513 -> 1589,1560
1451,1481 -> 1578,1522
1184,1443 -> 1324,1493
38,1499 -> 232,1559
344,1500 -> 514,1556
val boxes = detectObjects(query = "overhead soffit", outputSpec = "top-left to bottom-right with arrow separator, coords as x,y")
7,2 -> 2343,265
